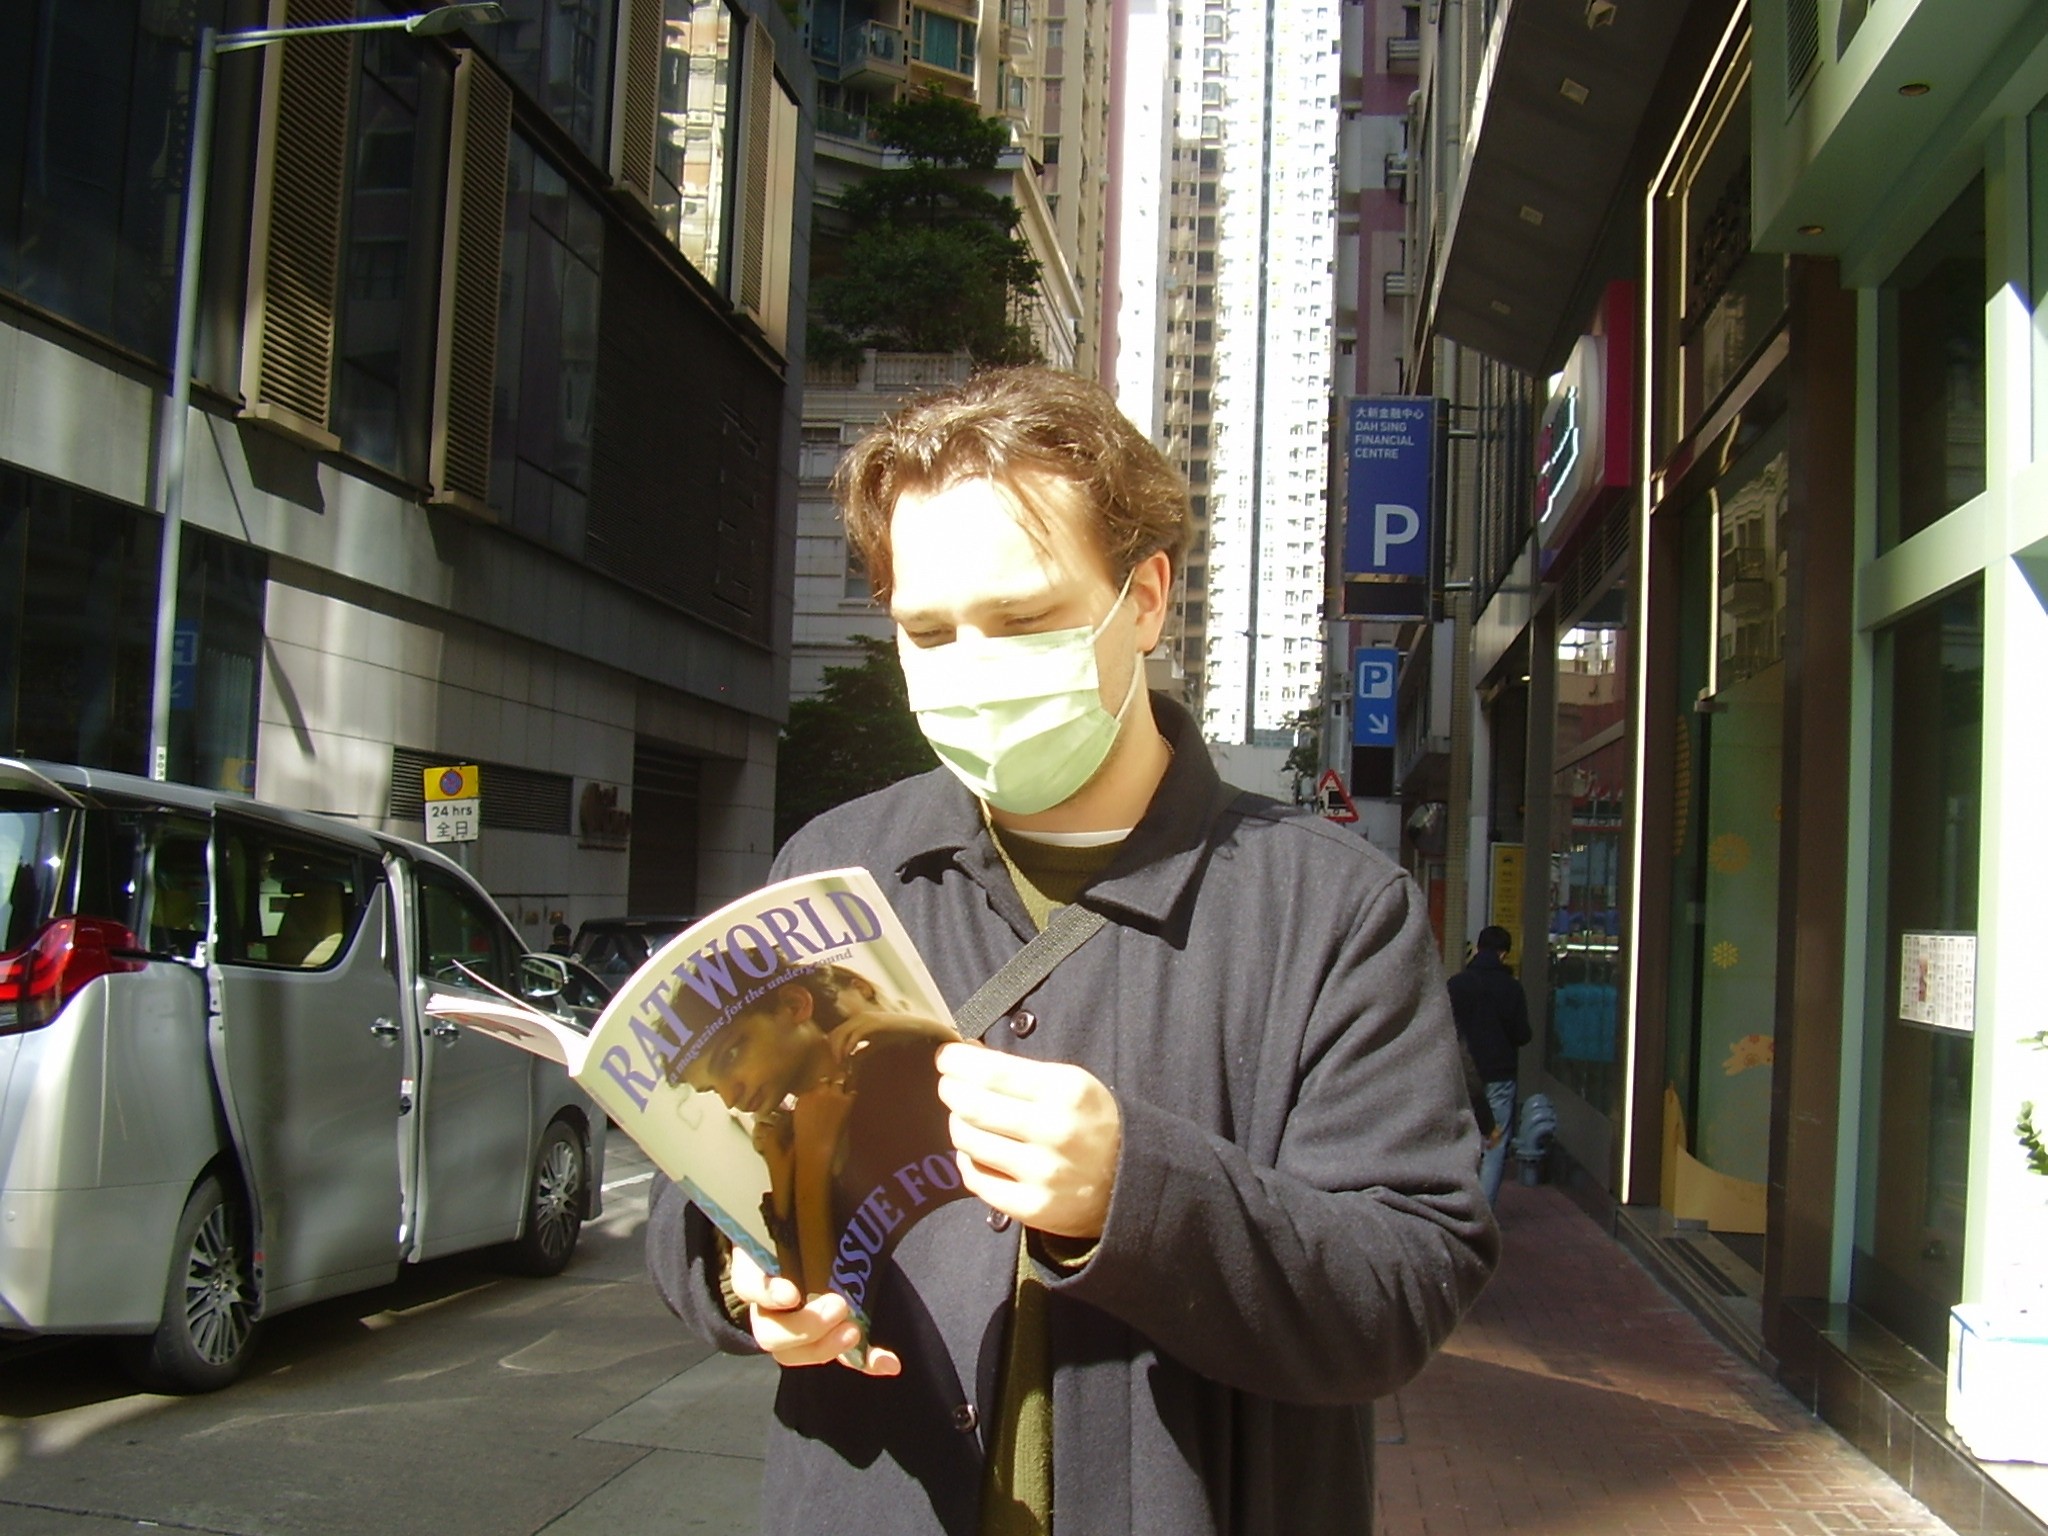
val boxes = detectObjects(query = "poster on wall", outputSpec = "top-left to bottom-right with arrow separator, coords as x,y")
1899,931 -> 1976,1034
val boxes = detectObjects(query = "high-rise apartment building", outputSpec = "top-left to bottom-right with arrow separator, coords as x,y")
1155,0 -> 1339,746
789,1 -> 1117,699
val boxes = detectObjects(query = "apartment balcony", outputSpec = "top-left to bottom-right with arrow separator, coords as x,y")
816,105 -> 885,148
1003,22 -> 1033,60
1385,34 -> 1420,73
841,22 -> 906,89
804,350 -> 977,393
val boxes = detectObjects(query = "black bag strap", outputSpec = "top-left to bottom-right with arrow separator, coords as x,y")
954,901 -> 1109,1041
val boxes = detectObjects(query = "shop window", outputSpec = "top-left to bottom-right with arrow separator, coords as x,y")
0,2 -> 225,363
1880,175 -> 1985,551
491,134 -> 603,555
652,0 -> 736,287
1852,582 -> 1983,1363
1545,573 -> 1629,1119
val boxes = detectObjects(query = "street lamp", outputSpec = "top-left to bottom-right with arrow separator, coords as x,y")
147,4 -> 505,782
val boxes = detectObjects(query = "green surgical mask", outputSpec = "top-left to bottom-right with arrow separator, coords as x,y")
897,576 -> 1140,815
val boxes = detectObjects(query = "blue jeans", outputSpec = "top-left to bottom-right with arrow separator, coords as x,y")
1479,1078 -> 1517,1206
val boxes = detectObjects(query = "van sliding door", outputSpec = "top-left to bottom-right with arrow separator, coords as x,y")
210,820 -> 407,1308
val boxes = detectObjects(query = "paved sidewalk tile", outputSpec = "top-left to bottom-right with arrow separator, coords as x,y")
1375,1183 -> 1958,1536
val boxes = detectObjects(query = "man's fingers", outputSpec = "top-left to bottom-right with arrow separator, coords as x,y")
730,1246 -> 802,1311
949,1113 -> 1049,1183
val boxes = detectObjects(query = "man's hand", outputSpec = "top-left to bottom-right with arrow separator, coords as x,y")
936,1041 -> 1121,1240
729,1245 -> 900,1376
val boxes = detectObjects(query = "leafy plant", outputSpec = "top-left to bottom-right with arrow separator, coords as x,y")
774,636 -> 935,849
2019,1030 -> 2048,1178
810,88 -> 1043,366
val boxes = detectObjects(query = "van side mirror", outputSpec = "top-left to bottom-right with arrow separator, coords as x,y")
519,953 -> 568,1002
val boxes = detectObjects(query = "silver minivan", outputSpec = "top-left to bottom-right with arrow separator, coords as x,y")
0,758 -> 606,1391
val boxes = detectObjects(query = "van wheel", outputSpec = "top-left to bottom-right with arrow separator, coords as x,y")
501,1120 -> 584,1277
122,1173 -> 260,1393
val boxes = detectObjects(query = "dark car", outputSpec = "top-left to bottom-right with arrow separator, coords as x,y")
570,915 -> 695,991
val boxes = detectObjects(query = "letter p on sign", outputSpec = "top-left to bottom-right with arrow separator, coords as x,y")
1374,503 -> 1421,568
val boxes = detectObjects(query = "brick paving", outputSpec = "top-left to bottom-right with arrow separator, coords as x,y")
1375,1182 -> 1958,1536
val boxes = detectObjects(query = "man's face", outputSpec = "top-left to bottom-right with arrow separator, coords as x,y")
680,989 -> 820,1116
888,472 -> 1160,707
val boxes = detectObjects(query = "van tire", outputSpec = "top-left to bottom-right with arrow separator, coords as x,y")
122,1173 -> 261,1393
501,1119 -> 584,1277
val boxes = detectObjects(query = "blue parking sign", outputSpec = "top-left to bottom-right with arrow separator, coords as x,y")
1353,648 -> 1398,748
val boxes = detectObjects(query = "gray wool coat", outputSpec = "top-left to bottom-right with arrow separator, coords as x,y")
645,697 -> 1499,1535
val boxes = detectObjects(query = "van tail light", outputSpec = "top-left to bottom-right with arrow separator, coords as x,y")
0,917 -> 148,1037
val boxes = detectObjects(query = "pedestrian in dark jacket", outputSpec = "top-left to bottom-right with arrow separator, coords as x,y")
1447,924 -> 1533,1204
645,366 -> 1499,1535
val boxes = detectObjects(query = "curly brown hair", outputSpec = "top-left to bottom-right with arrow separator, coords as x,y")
835,365 -> 1190,603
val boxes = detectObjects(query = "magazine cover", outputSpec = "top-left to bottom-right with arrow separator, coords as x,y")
426,867 -> 967,1334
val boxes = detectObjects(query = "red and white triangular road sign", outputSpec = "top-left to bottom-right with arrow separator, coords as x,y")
1316,769 -> 1359,824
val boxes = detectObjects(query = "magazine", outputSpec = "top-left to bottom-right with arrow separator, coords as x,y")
427,867 -> 966,1344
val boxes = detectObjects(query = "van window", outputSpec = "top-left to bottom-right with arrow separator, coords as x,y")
216,825 -> 372,970
417,870 -> 512,990
0,795 -> 209,960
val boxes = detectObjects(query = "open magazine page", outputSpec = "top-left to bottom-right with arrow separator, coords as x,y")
575,867 -> 968,1327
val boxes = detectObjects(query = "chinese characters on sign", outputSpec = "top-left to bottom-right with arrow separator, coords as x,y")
1344,397 -> 1436,580
1899,931 -> 1975,1034
423,763 -> 481,845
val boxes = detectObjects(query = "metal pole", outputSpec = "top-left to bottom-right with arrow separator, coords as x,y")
149,23 -> 219,782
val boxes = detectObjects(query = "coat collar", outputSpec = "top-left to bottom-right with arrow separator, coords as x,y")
890,695 -> 1235,933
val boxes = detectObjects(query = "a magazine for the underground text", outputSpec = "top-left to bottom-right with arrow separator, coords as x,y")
426,867 -> 966,1349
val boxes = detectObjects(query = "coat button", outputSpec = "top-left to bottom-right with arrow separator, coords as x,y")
952,1402 -> 979,1433
986,1208 -> 1013,1232
1007,1008 -> 1038,1038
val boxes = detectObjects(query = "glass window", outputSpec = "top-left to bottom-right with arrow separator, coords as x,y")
1546,575 -> 1629,1118
653,0 -> 735,286
216,827 -> 373,972
419,869 -> 515,991
1853,582 -> 1983,1362
1881,175 -> 1985,550
334,33 -> 451,480
912,11 -> 977,75
1653,61 -> 1788,458
0,2 -> 222,363
492,134 -> 603,554
471,0 -> 614,162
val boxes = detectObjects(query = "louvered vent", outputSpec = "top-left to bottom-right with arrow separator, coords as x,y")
610,0 -> 661,207
1556,498 -> 1632,621
735,22 -> 776,321
241,0 -> 352,450
1785,0 -> 1819,102
389,747 -> 573,835
430,52 -> 512,518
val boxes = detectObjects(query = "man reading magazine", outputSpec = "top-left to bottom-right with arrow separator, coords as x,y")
646,366 -> 1499,1535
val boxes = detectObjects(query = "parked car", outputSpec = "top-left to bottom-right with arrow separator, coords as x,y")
570,914 -> 695,991
0,758 -> 607,1391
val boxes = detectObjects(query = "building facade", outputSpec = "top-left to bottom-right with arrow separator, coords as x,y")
1163,0 -> 1338,747
1396,0 -> 2048,1527
1,0 -> 812,940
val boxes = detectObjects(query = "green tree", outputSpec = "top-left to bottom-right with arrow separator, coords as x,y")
774,636 -> 934,848
810,89 -> 1042,366
1284,706 -> 1323,803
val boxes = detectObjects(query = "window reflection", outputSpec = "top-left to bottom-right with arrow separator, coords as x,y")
472,0 -> 614,162
1854,584 -> 1983,1363
492,136 -> 603,553
0,3 -> 223,363
1547,576 -> 1630,1120
654,0 -> 734,285
1883,175 -> 1985,549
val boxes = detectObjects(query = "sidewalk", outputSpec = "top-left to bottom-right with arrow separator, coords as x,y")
1375,1181 -> 1958,1535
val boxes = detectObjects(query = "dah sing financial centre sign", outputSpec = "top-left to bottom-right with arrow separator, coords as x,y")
1343,396 -> 1441,621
